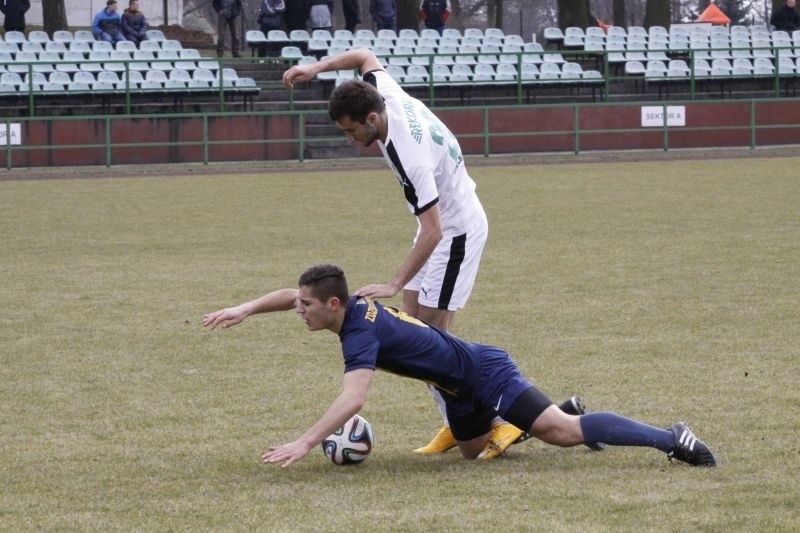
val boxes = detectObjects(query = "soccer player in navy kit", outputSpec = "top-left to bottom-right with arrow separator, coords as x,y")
281,48 -> 526,458
203,264 -> 717,469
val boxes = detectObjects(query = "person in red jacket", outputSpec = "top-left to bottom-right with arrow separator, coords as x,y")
419,0 -> 450,35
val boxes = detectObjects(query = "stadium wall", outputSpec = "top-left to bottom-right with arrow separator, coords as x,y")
4,100 -> 800,168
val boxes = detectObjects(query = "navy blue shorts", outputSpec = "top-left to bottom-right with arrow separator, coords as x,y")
444,345 -> 552,441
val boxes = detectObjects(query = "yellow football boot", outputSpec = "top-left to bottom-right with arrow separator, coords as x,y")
477,422 -> 524,460
413,426 -> 457,454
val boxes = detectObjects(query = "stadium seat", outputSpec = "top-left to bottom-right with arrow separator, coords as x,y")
175,49 -> 201,71
389,45 -> 413,66
8,51 -> 36,73
73,30 -> 95,42
246,30 -> 268,57
21,42 -> 44,53
91,41 -> 113,53
280,45 -> 303,63
140,40 -> 160,52
153,50 -> 179,71
4,31 -> 26,44
105,50 -> 132,72
67,80 -> 91,94
45,41 -> 67,54
69,41 -> 91,54
73,71 -> 96,85
54,51 -> 81,74
81,51 -> 109,73
146,29 -> 166,42
131,50 -> 155,71
494,63 -> 518,82
397,29 -> 417,42
116,40 -> 137,52
162,40 -> 183,51
384,64 -> 404,82
29,31 -> 51,44
0,42 -> 19,54
53,30 -> 74,43
333,29 -> 353,41
419,29 -> 439,42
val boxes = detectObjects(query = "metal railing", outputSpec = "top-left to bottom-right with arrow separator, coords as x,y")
4,96 -> 800,170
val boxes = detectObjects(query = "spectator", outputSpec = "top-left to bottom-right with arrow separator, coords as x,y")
306,0 -> 334,34
419,0 -> 450,35
0,0 -> 30,33
257,0 -> 285,57
285,0 -> 307,32
92,0 -> 128,44
771,0 -> 800,32
342,0 -> 361,33
213,0 -> 243,58
121,0 -> 149,45
370,0 -> 396,32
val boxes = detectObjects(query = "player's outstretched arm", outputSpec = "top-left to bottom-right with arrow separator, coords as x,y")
282,48 -> 383,89
356,204 -> 443,300
203,288 -> 299,330
262,368 -> 374,468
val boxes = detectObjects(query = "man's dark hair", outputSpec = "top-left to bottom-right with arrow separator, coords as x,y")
328,79 -> 385,123
298,264 -> 349,304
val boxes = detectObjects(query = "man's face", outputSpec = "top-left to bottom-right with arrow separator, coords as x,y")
107,3 -> 118,13
296,286 -> 336,331
336,114 -> 380,147
789,0 -> 796,8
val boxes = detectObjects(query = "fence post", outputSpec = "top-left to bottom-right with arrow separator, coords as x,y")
750,100 -> 756,149
573,105 -> 580,154
298,112 -> 305,162
105,116 -> 112,167
203,114 -> 209,164
662,102 -> 669,151
483,107 -> 489,157
5,121 -> 11,170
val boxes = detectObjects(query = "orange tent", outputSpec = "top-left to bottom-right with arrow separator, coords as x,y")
696,2 -> 731,25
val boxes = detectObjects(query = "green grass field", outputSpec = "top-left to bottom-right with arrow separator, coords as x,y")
1,157 -> 798,531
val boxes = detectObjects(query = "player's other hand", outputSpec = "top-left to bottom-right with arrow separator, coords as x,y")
262,439 -> 311,468
282,64 -> 317,89
355,283 -> 400,300
203,305 -> 248,330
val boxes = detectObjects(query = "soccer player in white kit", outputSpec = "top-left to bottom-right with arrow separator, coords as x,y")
282,48 -> 524,458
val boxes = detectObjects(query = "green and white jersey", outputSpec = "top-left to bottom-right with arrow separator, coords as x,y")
364,69 -> 484,236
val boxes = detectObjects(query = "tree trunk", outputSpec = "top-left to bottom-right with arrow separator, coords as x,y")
397,0 -> 419,30
613,0 -> 627,26
558,0 -> 592,29
643,0 -> 671,27
42,0 -> 69,35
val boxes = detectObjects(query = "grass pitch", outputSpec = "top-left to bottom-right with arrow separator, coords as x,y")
1,156 -> 798,531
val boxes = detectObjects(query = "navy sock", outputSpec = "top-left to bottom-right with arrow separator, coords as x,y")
579,412 -> 675,452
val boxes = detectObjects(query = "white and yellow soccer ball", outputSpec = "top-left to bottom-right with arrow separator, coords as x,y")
321,415 -> 374,465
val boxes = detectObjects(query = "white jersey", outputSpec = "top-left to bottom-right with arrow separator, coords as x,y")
364,69 -> 485,235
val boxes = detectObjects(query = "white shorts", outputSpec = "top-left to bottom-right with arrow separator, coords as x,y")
404,212 -> 488,311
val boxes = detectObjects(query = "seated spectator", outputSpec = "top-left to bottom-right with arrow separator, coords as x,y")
771,0 -> 800,32
419,0 -> 450,35
0,0 -> 31,33
122,0 -> 149,45
93,0 -> 128,43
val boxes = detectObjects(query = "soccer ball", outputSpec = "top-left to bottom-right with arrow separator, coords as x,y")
321,414 -> 374,465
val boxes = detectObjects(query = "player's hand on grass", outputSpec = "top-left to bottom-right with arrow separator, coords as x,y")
282,64 -> 317,89
203,305 -> 249,330
355,283 -> 400,300
262,440 -> 311,468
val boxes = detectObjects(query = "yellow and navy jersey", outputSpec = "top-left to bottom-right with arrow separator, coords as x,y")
339,296 -> 483,397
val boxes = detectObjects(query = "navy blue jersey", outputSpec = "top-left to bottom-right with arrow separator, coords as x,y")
340,296 -> 490,398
